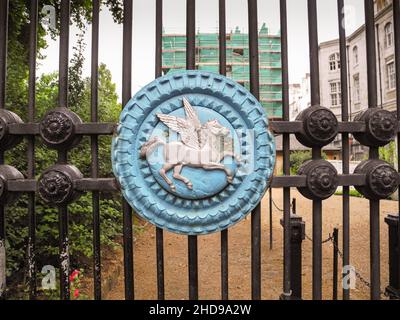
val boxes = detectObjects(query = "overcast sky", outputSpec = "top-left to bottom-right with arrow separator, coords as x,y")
38,0 -> 366,102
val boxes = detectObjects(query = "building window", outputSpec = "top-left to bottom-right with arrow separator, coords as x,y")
384,22 -> 393,48
353,46 -> 358,65
386,61 -> 396,90
329,53 -> 340,71
353,74 -> 360,104
330,81 -> 341,107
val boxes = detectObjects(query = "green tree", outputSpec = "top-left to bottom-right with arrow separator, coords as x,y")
2,1 -> 126,299
379,141 -> 397,167
6,1 -> 123,118
5,39 -> 122,299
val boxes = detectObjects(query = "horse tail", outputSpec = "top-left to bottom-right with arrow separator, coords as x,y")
140,137 -> 164,159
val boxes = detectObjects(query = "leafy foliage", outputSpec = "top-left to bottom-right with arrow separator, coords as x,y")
4,7 -> 123,296
290,151 -> 327,175
379,141 -> 397,167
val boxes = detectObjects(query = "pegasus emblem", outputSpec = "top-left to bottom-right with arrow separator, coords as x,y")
140,97 -> 241,192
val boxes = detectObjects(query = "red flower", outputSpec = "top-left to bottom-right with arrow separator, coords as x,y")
73,289 -> 79,298
69,269 -> 80,282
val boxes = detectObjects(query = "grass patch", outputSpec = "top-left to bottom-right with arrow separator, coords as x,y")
335,189 -> 364,198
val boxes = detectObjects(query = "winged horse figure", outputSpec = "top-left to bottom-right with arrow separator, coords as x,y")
140,97 -> 241,192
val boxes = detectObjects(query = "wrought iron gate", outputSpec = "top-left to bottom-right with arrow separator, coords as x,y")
0,0 -> 399,301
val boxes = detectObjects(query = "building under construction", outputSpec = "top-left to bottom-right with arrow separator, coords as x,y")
162,24 -> 283,119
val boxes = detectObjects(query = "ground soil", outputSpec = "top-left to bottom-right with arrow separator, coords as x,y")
86,189 -> 398,300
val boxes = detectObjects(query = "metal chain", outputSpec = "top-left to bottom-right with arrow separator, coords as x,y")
271,199 -> 291,213
304,232 -> 334,244
270,200 -> 400,300
303,232 -> 400,300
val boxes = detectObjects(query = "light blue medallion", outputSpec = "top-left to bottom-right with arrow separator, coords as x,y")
112,71 -> 276,235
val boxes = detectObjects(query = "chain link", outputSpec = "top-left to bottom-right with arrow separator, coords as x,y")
271,199 -> 291,213
304,233 -> 333,244
270,199 -> 400,300
327,234 -> 399,300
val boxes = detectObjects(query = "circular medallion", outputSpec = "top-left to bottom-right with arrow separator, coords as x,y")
112,71 -> 276,235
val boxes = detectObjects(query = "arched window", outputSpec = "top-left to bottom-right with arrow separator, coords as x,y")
329,53 -> 340,71
353,46 -> 358,65
384,22 -> 393,48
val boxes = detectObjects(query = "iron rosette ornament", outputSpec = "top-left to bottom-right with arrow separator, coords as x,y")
354,160 -> 399,200
297,160 -> 339,200
39,107 -> 83,150
38,164 -> 83,206
112,71 -> 276,235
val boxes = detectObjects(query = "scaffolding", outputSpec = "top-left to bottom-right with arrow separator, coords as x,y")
162,24 -> 283,119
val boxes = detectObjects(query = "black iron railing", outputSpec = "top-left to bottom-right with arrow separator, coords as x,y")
0,0 -> 399,301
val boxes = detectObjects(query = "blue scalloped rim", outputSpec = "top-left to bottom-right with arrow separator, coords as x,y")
112,70 -> 276,235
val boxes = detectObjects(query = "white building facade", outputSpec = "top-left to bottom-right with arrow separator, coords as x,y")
289,73 -> 311,121
318,0 -> 396,160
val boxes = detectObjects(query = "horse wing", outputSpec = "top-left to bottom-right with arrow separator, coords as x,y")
157,113 -> 200,150
183,97 -> 201,130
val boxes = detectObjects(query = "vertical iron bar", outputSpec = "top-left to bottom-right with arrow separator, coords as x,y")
280,200 -> 303,300
289,215 -> 305,299
307,0 -> 322,300
220,230 -> 228,300
337,0 -> 350,301
58,0 -> 70,300
0,0 -> 8,110
219,0 -> 227,76
27,0 -> 38,300
59,0 -> 70,112
188,236 -> 198,300
91,0 -> 101,300
248,0 -> 261,300
155,0 -> 165,301
312,199 -> 322,300
376,23 -> 383,109
393,0 -> 400,296
346,45 -> 353,121
269,188 -> 273,250
186,0 -> 198,300
280,0 -> 292,300
370,200 -> 381,300
156,228 -> 165,300
307,0 -> 320,107
219,0 -> 229,301
0,0 -> 9,301
292,198 -> 296,214
333,228 -> 339,300
186,0 -> 196,70
122,0 -> 134,301
364,0 -> 380,300
385,215 -> 400,298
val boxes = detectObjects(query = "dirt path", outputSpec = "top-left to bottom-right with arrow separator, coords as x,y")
103,190 -> 397,300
